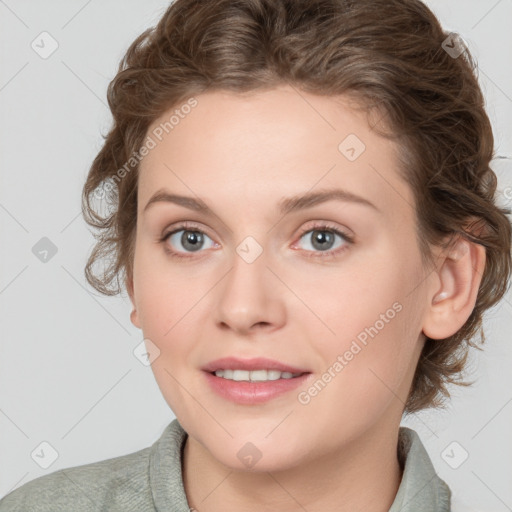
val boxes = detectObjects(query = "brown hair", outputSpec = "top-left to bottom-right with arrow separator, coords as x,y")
81,0 -> 512,414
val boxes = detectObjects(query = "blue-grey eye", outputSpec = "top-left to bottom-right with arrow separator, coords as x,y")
167,229 -> 215,253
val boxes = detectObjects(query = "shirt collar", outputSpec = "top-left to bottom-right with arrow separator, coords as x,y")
149,419 -> 451,511
388,426 -> 451,511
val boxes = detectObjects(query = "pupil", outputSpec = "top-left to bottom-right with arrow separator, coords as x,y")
183,231 -> 203,252
313,230 -> 333,250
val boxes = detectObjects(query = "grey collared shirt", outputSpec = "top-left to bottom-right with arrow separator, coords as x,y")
0,419 -> 452,511
390,426 -> 451,511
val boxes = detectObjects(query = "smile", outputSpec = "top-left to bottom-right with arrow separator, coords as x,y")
204,370 -> 312,405
213,369 -> 304,381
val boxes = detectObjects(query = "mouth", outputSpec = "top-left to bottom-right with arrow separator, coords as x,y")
207,369 -> 309,382
201,357 -> 313,404
201,356 -> 310,375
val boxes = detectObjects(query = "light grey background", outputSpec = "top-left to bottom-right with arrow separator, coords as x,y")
1,0 -> 511,509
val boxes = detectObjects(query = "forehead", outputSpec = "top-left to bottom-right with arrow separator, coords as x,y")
138,85 -> 414,222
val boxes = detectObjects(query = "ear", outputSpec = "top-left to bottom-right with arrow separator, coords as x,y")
126,274 -> 141,329
422,236 -> 486,340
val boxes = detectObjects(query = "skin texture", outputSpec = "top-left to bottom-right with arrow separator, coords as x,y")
127,84 -> 485,511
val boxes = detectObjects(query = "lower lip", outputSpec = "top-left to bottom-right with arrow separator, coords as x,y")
203,371 -> 312,405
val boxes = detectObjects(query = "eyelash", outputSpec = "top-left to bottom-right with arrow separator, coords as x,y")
159,221 -> 354,261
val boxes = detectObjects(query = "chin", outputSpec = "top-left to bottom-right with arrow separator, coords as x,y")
198,432 -> 307,473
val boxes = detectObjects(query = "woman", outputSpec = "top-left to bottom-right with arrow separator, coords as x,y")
1,0 -> 510,510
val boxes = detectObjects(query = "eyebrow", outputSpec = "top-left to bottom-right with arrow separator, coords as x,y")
143,188 -> 380,216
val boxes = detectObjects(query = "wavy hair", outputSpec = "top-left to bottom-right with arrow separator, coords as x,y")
81,0 -> 512,413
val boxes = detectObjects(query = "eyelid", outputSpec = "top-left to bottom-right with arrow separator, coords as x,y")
290,221 -> 354,259
161,220 -> 215,240
294,220 -> 355,243
159,221 -> 219,260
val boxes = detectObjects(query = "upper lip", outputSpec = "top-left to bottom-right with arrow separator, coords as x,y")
202,357 -> 310,374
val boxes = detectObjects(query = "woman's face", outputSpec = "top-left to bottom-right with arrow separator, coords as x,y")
128,85 -> 431,471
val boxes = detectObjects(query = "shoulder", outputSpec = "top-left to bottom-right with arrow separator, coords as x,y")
0,444 -> 154,512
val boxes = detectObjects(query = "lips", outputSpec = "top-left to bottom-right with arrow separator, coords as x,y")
203,369 -> 313,405
201,356 -> 311,374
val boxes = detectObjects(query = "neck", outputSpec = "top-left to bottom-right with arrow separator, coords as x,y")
182,420 -> 403,512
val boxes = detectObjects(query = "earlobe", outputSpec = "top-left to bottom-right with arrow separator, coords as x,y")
126,275 -> 141,329
422,237 -> 486,340
130,308 -> 141,329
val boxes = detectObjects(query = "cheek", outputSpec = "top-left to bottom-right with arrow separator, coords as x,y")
294,249 -> 404,346
297,301 -> 421,441
133,243 -> 198,332
133,260 -> 203,415
303,246 -> 423,394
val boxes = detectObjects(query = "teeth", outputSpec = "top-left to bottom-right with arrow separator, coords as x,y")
213,369 -> 302,381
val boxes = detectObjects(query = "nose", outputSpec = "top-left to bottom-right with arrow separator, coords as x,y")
213,248 -> 286,336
